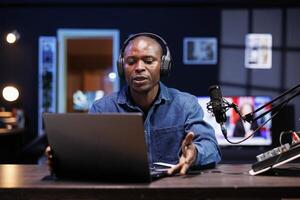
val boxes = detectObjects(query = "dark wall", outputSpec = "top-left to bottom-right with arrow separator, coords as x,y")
0,5 -> 220,144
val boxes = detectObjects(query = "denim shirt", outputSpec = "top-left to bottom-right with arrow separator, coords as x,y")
89,82 -> 221,168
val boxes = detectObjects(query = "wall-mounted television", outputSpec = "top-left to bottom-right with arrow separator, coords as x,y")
198,96 -> 272,146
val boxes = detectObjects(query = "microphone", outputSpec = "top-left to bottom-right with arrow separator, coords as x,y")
207,85 -> 228,138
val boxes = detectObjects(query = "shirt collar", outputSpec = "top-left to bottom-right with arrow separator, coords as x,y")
117,81 -> 171,106
156,82 -> 171,104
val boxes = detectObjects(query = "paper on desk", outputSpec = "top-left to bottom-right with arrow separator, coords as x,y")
153,162 -> 175,168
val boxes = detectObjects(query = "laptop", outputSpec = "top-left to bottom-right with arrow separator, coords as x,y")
43,113 -> 169,182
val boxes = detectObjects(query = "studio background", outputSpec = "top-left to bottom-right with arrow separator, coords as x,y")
0,0 -> 299,163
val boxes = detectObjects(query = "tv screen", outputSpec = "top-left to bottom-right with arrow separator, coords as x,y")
198,96 -> 272,146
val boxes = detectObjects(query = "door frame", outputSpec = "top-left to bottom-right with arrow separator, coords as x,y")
57,29 -> 120,113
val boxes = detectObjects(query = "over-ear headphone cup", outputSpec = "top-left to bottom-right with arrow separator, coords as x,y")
117,56 -> 124,78
166,57 -> 172,76
160,55 -> 167,76
160,55 -> 171,76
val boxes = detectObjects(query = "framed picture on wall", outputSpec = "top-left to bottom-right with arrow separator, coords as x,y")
183,37 -> 217,65
245,34 -> 272,69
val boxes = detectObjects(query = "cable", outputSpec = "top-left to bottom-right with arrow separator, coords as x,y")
279,131 -> 291,146
224,101 -> 289,145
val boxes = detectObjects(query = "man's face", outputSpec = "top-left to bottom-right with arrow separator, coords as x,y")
123,37 -> 162,94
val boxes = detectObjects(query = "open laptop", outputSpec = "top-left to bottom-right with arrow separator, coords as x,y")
43,113 -> 169,182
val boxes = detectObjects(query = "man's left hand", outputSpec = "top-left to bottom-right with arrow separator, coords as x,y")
167,131 -> 197,175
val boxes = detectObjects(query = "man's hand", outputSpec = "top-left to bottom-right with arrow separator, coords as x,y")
45,146 -> 55,175
167,132 -> 197,175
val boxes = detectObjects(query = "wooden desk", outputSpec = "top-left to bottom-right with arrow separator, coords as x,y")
0,164 -> 300,199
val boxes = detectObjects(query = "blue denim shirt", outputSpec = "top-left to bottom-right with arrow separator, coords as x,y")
89,82 -> 221,168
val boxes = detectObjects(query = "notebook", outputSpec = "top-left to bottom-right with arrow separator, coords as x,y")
43,113 -> 169,182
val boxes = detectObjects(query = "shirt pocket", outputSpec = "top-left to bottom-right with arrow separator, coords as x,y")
151,125 -> 185,164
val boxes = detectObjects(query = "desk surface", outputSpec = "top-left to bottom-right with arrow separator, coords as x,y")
0,164 -> 300,199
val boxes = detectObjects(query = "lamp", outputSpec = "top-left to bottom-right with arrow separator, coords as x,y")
6,30 -> 20,44
2,86 -> 19,102
0,85 -> 24,129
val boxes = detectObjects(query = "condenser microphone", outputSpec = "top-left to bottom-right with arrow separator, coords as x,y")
207,85 -> 228,138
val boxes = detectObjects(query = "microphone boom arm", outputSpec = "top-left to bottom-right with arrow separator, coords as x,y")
243,84 -> 300,123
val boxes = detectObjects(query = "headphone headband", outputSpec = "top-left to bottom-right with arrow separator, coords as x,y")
117,32 -> 172,78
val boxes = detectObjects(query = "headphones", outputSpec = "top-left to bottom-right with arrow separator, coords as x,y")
117,32 -> 172,78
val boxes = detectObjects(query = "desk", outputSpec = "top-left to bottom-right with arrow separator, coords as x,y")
0,164 -> 300,199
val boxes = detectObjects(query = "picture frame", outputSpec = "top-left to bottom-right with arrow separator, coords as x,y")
245,34 -> 272,69
183,37 -> 217,65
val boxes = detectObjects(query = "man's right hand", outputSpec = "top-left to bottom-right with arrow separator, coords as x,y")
167,132 -> 197,175
45,146 -> 55,175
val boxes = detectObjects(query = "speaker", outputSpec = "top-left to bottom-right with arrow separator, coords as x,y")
117,32 -> 172,78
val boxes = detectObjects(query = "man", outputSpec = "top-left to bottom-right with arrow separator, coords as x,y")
89,33 -> 221,175
47,33 -> 221,175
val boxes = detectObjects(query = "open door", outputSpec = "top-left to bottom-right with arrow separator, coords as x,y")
57,29 -> 119,113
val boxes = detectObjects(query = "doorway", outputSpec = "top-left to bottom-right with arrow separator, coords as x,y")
57,29 -> 119,113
